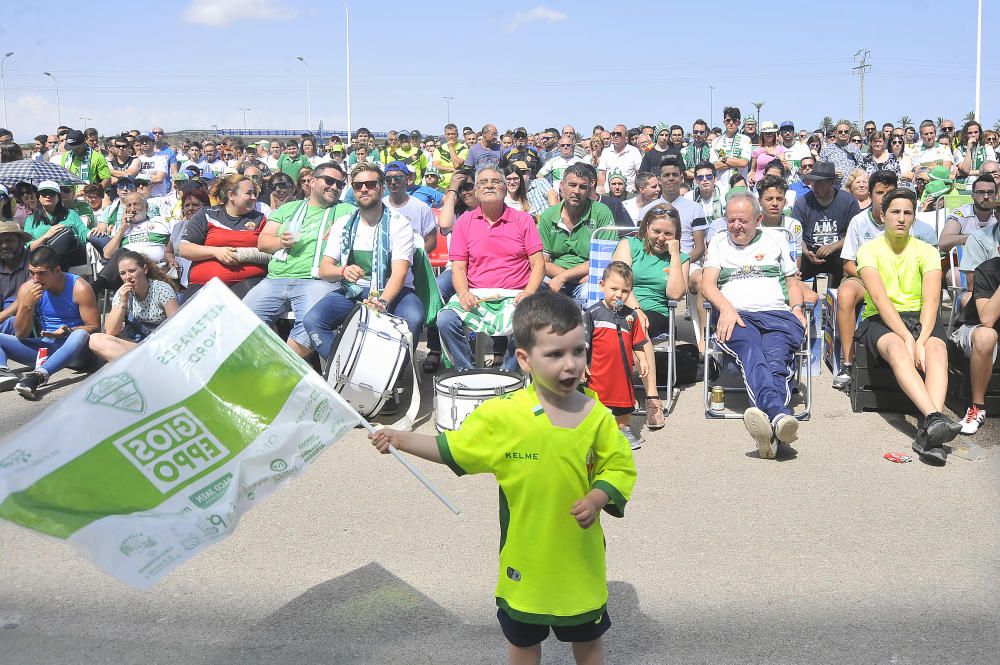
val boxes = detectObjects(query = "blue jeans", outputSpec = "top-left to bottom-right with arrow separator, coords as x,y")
242,277 -> 337,348
0,297 -> 15,335
0,329 -> 92,376
543,276 -> 587,305
437,308 -> 518,371
426,269 -> 456,353
303,286 -> 424,361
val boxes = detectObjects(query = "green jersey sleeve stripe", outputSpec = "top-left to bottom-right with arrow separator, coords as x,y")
436,433 -> 467,477
592,479 -> 628,518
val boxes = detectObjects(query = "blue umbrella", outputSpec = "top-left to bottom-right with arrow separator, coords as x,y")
0,158 -> 87,187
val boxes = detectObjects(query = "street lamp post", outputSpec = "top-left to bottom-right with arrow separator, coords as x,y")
1,52 -> 13,129
239,108 -> 251,132
975,0 -> 982,120
43,72 -> 61,127
338,1 -> 352,143
79,116 -> 91,129
443,96 -> 453,124
752,101 -> 764,127
709,85 -> 715,124
296,56 -> 312,132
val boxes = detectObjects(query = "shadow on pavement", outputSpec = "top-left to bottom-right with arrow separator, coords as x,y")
194,564 -> 662,665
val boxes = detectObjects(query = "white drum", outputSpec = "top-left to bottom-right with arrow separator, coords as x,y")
433,369 -> 526,432
325,304 -> 411,419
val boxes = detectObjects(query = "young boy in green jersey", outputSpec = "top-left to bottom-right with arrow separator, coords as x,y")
371,290 -> 636,665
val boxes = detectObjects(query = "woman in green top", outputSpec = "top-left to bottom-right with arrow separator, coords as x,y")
23,180 -> 89,269
612,203 -> 689,426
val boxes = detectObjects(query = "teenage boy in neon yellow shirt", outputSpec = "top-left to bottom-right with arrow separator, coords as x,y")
371,290 -> 636,665
855,187 -> 961,463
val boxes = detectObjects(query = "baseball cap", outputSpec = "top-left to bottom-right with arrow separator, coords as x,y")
135,134 -> 153,144
116,177 -> 136,189
37,180 -> 60,194
172,172 -> 189,182
424,166 -> 441,178
779,120 -> 795,130
63,130 -> 86,149
256,140 -> 271,148
384,160 -> 412,176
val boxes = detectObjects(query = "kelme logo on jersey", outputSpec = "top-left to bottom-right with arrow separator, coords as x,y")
506,566 -> 522,582
112,406 -> 230,493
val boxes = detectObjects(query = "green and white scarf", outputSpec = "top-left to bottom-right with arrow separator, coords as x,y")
340,207 -> 392,299
62,149 -> 92,183
442,288 -> 520,335
272,200 -> 337,277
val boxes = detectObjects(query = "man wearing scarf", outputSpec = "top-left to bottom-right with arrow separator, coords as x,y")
60,129 -> 111,189
244,162 -> 356,360
303,163 -> 425,362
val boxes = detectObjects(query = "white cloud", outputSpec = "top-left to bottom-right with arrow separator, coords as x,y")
182,0 -> 296,28
507,6 -> 568,32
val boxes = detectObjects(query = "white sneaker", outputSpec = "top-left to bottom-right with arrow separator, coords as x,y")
620,426 -> 643,450
744,407 -> 776,459
960,405 -> 986,435
772,414 -> 799,445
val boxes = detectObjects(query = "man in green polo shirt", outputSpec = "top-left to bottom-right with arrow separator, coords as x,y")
60,129 -> 111,189
538,162 -> 615,302
243,162 -> 356,359
277,139 -> 312,182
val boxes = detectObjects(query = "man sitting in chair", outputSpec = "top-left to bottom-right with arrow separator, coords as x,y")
702,191 -> 808,459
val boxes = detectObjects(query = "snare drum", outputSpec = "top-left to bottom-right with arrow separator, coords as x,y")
433,369 -> 526,432
326,304 -> 411,418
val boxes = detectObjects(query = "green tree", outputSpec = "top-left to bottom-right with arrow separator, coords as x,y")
836,118 -> 860,133
898,115 -> 912,129
936,116 -> 945,128
963,111 -> 977,124
994,119 -> 1000,133
819,116 -> 834,133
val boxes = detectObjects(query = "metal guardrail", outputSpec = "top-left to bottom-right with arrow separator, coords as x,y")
213,129 -> 389,139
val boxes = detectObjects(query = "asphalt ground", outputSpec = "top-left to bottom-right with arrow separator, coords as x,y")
1,322 -> 998,664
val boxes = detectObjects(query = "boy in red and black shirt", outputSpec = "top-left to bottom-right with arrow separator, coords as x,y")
585,261 -> 650,449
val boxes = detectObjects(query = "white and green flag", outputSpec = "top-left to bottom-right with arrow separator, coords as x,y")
0,279 -> 361,590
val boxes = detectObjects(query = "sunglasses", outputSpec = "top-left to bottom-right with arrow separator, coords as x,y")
272,182 -> 293,190
314,174 -> 346,187
836,129 -> 850,134
117,183 -> 136,191
890,140 -> 904,144
724,118 -> 738,124
558,142 -> 573,147
38,191 -> 59,197
59,187 -> 74,194
354,180 -> 381,190
942,127 -> 954,132
851,138 -> 863,144
692,129 -> 707,135
650,206 -> 680,217
695,174 -> 715,181
610,131 -> 624,137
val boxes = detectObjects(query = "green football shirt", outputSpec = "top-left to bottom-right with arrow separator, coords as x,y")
537,201 -> 616,269
266,201 -> 356,279
436,383 -> 636,625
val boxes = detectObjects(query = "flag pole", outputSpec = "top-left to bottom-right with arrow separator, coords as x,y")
359,419 -> 461,514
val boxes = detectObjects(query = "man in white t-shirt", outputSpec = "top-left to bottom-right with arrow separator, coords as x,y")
779,120 -> 811,183
623,171 -> 661,224
710,106 -> 753,196
303,163 -> 421,362
200,140 -> 227,179
537,136 -> 586,187
383,160 -> 438,252
596,124 -> 643,194
901,120 -> 954,181
702,191 -> 807,459
134,135 -> 169,197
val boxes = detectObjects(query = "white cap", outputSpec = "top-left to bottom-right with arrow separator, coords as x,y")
37,180 -> 60,194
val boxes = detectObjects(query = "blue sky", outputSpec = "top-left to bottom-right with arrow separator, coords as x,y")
1,0 -> 998,140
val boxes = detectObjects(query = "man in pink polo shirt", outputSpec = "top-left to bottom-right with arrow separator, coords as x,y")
437,165 -> 545,370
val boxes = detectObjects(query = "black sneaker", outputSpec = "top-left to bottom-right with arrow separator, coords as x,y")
912,426 -> 948,463
925,412 -> 962,448
0,367 -> 17,391
832,363 -> 852,391
15,370 -> 47,399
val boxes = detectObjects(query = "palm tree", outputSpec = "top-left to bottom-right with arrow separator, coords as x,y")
963,111 -> 977,124
836,118 -> 860,133
897,115 -> 912,129
994,119 -> 1000,133
819,116 -> 834,134
936,116 -> 945,129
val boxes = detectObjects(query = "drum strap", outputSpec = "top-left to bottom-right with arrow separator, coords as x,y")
387,325 -> 421,430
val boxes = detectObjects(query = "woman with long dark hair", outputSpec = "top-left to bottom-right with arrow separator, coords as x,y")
89,249 -> 179,361
503,163 -> 530,212
23,180 -> 89,268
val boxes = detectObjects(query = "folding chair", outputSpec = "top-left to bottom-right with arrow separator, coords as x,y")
946,245 -> 966,337
586,227 -> 680,417
701,225 -> 815,422
702,300 -> 814,420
